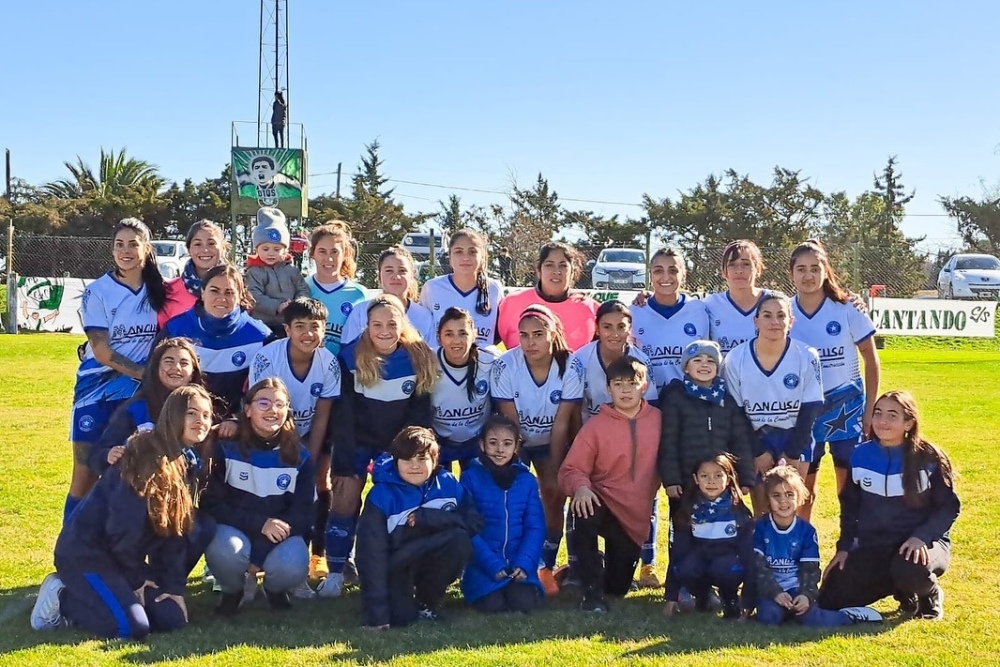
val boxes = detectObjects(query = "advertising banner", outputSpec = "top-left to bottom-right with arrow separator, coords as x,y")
15,276 -> 90,333
870,297 -> 996,337
232,147 -> 307,218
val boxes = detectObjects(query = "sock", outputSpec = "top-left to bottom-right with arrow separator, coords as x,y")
63,495 -> 81,526
324,513 -> 357,574
312,490 -> 331,557
541,529 -> 563,570
564,506 -> 577,568
641,504 -> 658,566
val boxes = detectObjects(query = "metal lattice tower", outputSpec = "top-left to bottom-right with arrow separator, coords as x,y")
257,0 -> 289,147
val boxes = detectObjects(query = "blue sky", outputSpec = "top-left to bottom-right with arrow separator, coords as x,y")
5,0 -> 999,247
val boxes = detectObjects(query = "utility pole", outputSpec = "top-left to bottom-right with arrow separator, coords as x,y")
335,162 -> 342,200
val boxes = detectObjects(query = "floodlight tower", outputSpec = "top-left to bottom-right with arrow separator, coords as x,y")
257,0 -> 289,147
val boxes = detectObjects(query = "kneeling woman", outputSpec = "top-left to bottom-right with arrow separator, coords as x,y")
818,391 -> 960,620
201,378 -> 315,614
31,386 -> 214,639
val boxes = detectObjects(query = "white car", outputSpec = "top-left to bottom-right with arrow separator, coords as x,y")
153,240 -> 189,279
591,248 -> 647,290
937,253 -> 1000,299
401,232 -> 449,265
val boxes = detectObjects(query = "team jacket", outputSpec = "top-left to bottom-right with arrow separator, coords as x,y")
657,379 -> 756,489
356,455 -> 479,627
459,458 -> 546,603
327,340 -> 433,454
244,257 -> 310,329
200,438 -> 315,567
160,306 -> 271,418
836,439 -> 961,552
54,467 -> 189,596
86,398 -> 154,475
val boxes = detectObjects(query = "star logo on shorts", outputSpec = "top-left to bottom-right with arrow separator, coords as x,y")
822,402 -> 863,440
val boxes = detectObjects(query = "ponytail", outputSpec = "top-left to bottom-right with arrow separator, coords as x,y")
475,271 -> 492,315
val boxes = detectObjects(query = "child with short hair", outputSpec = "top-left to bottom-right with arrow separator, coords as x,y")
558,356 -> 661,612
356,426 -> 478,629
460,415 -> 545,614
751,465 -> 882,627
245,207 -> 310,334
663,454 -> 753,619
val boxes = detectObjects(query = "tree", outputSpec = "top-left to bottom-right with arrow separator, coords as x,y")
437,194 -> 463,237
563,210 -> 646,249
939,193 -> 1000,254
42,148 -> 164,199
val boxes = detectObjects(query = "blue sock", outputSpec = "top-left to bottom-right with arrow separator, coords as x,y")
641,503 -> 658,566
63,495 -> 81,526
325,513 -> 357,574
541,529 -> 562,570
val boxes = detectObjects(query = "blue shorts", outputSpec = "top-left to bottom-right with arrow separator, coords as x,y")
438,437 -> 480,471
332,444 -> 382,479
756,428 -> 813,465
810,439 -> 859,471
520,445 -> 551,468
70,399 -> 127,444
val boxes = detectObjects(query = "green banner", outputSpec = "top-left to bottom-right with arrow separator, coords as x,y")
231,147 -> 308,217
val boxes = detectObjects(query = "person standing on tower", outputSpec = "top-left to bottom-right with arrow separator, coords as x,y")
271,91 -> 287,148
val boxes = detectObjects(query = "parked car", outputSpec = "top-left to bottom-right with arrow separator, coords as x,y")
937,253 -> 1000,299
401,232 -> 448,265
153,240 -> 189,279
590,248 -> 647,289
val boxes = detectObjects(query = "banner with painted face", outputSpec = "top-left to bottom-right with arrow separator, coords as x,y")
232,148 -> 308,218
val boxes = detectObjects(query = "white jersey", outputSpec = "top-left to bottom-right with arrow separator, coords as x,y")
576,341 -> 659,423
431,346 -> 498,444
249,339 -> 341,437
790,296 -> 876,393
420,275 -> 504,346
341,297 -> 437,347
75,272 -> 158,404
723,338 -> 824,434
630,295 -> 711,390
492,347 -> 585,448
703,290 -> 775,358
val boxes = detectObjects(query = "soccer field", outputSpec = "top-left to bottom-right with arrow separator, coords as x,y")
0,334 -> 997,667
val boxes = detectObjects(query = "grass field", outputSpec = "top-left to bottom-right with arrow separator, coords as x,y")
0,334 -> 997,667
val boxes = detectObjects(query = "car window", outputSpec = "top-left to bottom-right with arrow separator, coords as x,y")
153,242 -> 178,258
600,250 -> 645,263
955,256 -> 1000,270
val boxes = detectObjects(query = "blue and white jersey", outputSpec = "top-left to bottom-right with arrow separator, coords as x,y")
753,516 -> 820,593
576,341 -> 658,423
630,295 -> 711,389
703,290 -> 775,358
420,275 -> 504,346
850,440 -> 929,500
431,346 -> 497,445
308,276 -> 368,357
790,296 -> 875,394
690,492 -> 743,542
249,339 -> 341,437
492,347 -> 585,448
341,296 -> 437,347
723,338 -> 824,456
74,272 -> 158,405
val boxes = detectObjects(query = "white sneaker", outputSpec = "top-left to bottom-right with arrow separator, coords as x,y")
30,573 -> 65,631
840,606 -> 884,624
239,572 -> 259,608
316,572 -> 344,598
290,577 -> 316,599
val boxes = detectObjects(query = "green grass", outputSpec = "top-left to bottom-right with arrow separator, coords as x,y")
1,334 -> 997,666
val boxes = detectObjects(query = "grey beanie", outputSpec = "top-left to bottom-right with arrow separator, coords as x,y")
681,339 -> 722,370
253,207 -> 290,249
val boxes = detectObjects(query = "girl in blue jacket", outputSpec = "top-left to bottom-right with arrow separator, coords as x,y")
31,386 -> 213,639
461,415 -> 546,613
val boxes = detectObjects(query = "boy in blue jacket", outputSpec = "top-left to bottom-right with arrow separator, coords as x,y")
460,415 -> 546,613
356,426 -> 480,629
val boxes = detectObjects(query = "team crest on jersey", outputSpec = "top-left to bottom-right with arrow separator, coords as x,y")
475,379 -> 489,396
550,390 -> 562,404
725,524 -> 737,536
78,415 -> 95,432
402,380 -> 415,395
783,373 -> 800,389
232,351 -> 247,367
276,473 -> 292,490
441,501 -> 457,511
310,382 -> 323,397
341,302 -> 353,316
683,323 -> 697,336
267,229 -> 282,243
826,321 -> 842,336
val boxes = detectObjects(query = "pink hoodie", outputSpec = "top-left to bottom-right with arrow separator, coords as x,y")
158,278 -> 198,328
558,402 -> 662,546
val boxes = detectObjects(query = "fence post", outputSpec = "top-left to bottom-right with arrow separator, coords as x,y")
6,220 -> 15,334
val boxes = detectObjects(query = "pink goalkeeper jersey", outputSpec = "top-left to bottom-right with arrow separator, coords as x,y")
496,287 -> 599,352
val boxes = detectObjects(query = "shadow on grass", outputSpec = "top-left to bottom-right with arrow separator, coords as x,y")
0,581 -> 900,663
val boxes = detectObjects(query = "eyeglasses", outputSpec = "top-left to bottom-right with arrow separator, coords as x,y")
252,398 -> 288,411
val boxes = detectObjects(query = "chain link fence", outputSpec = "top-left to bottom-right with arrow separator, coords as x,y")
11,231 -> 936,298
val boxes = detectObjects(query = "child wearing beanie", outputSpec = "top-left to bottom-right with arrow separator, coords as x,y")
245,207 -> 310,334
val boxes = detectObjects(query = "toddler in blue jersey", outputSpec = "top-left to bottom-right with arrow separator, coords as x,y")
356,427 -> 480,629
751,466 -> 882,627
663,454 -> 753,619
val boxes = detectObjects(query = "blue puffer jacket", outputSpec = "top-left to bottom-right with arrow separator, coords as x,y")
460,458 -> 545,603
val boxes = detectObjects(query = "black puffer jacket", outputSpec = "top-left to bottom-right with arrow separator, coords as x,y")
657,379 -> 756,489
